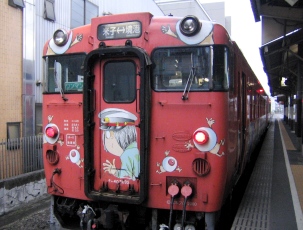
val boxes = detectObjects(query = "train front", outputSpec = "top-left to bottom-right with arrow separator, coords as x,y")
42,12 -> 235,230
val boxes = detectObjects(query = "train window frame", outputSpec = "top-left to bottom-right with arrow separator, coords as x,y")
151,45 -> 230,92
43,53 -> 86,94
103,60 -> 137,103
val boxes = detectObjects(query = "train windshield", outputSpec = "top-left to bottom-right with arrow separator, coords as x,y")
43,53 -> 86,93
152,46 -> 229,91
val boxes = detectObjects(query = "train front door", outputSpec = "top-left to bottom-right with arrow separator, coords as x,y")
83,47 -> 151,204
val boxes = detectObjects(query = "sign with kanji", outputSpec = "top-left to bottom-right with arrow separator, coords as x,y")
98,21 -> 142,40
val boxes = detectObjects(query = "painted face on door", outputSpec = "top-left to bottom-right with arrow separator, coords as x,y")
99,108 -> 140,180
104,130 -> 123,157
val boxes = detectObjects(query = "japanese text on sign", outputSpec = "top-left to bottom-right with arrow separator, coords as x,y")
63,119 -> 80,133
97,21 -> 142,40
66,134 -> 76,146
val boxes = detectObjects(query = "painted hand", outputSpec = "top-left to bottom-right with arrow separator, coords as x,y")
103,159 -> 117,175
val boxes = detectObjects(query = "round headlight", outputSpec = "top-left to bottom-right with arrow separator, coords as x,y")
193,130 -> 209,145
179,16 -> 201,36
53,29 -> 68,46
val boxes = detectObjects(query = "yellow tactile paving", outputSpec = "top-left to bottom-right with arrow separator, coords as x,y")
278,119 -> 297,150
291,165 -> 303,213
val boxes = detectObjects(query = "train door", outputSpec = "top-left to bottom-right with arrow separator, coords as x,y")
83,47 -> 151,204
237,72 -> 247,175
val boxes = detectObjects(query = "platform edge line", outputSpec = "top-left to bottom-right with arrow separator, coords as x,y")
278,119 -> 303,230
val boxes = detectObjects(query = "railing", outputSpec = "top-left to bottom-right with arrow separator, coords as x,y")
0,135 -> 43,180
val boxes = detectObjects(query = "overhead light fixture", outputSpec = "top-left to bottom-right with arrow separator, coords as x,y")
285,0 -> 298,6
264,46 -> 268,54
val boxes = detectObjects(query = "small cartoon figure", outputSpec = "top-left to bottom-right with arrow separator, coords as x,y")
48,115 -> 54,123
100,108 -> 140,180
206,118 -> 225,157
156,150 -> 182,174
66,148 -> 83,168
193,118 -> 225,157
185,141 -> 194,150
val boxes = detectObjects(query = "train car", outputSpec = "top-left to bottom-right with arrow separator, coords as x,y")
42,12 -> 270,230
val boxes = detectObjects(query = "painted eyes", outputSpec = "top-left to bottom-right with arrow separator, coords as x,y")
162,156 -> 178,172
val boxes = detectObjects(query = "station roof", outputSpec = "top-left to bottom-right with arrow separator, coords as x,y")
251,0 -> 303,97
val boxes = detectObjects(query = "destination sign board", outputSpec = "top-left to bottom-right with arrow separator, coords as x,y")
97,21 -> 142,40
65,82 -> 83,91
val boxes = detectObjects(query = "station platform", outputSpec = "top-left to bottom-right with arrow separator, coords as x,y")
231,114 -> 303,230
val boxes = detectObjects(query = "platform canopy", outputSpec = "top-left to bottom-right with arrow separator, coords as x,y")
251,0 -> 303,97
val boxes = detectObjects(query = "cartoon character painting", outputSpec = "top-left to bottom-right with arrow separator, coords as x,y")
156,150 -> 182,174
99,108 -> 139,181
46,31 -> 83,55
155,118 -> 224,174
161,18 -> 214,45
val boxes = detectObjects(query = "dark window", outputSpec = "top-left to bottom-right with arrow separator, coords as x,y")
44,0 -> 55,21
7,122 -> 21,149
152,46 -> 229,92
7,122 -> 21,139
8,0 -> 25,8
71,0 -> 98,28
213,46 -> 229,90
35,103 -> 42,135
152,47 -> 212,91
104,61 -> 136,103
44,53 -> 86,93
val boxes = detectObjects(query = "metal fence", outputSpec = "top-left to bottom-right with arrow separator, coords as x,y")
0,135 -> 43,180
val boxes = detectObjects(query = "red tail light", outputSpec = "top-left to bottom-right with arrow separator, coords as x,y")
46,126 -> 58,138
44,123 -> 60,144
193,130 -> 209,144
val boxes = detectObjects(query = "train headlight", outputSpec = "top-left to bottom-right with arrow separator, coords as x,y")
53,29 -> 68,46
185,224 -> 196,230
193,127 -> 217,152
44,124 -> 60,144
193,130 -> 209,144
179,15 -> 201,36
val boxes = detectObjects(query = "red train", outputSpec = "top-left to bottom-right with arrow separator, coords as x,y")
42,12 -> 270,230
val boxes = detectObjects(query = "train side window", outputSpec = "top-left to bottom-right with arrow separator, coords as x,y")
103,61 -> 136,103
212,46 -> 229,91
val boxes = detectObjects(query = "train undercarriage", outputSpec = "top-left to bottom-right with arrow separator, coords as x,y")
51,196 -> 217,230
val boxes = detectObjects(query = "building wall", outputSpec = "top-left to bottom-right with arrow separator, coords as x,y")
0,1 -> 23,140
100,0 -> 164,15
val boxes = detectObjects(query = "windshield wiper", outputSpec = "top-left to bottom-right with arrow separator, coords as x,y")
54,60 -> 68,101
182,54 -> 196,100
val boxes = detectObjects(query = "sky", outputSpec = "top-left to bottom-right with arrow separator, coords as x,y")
201,0 -> 271,95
